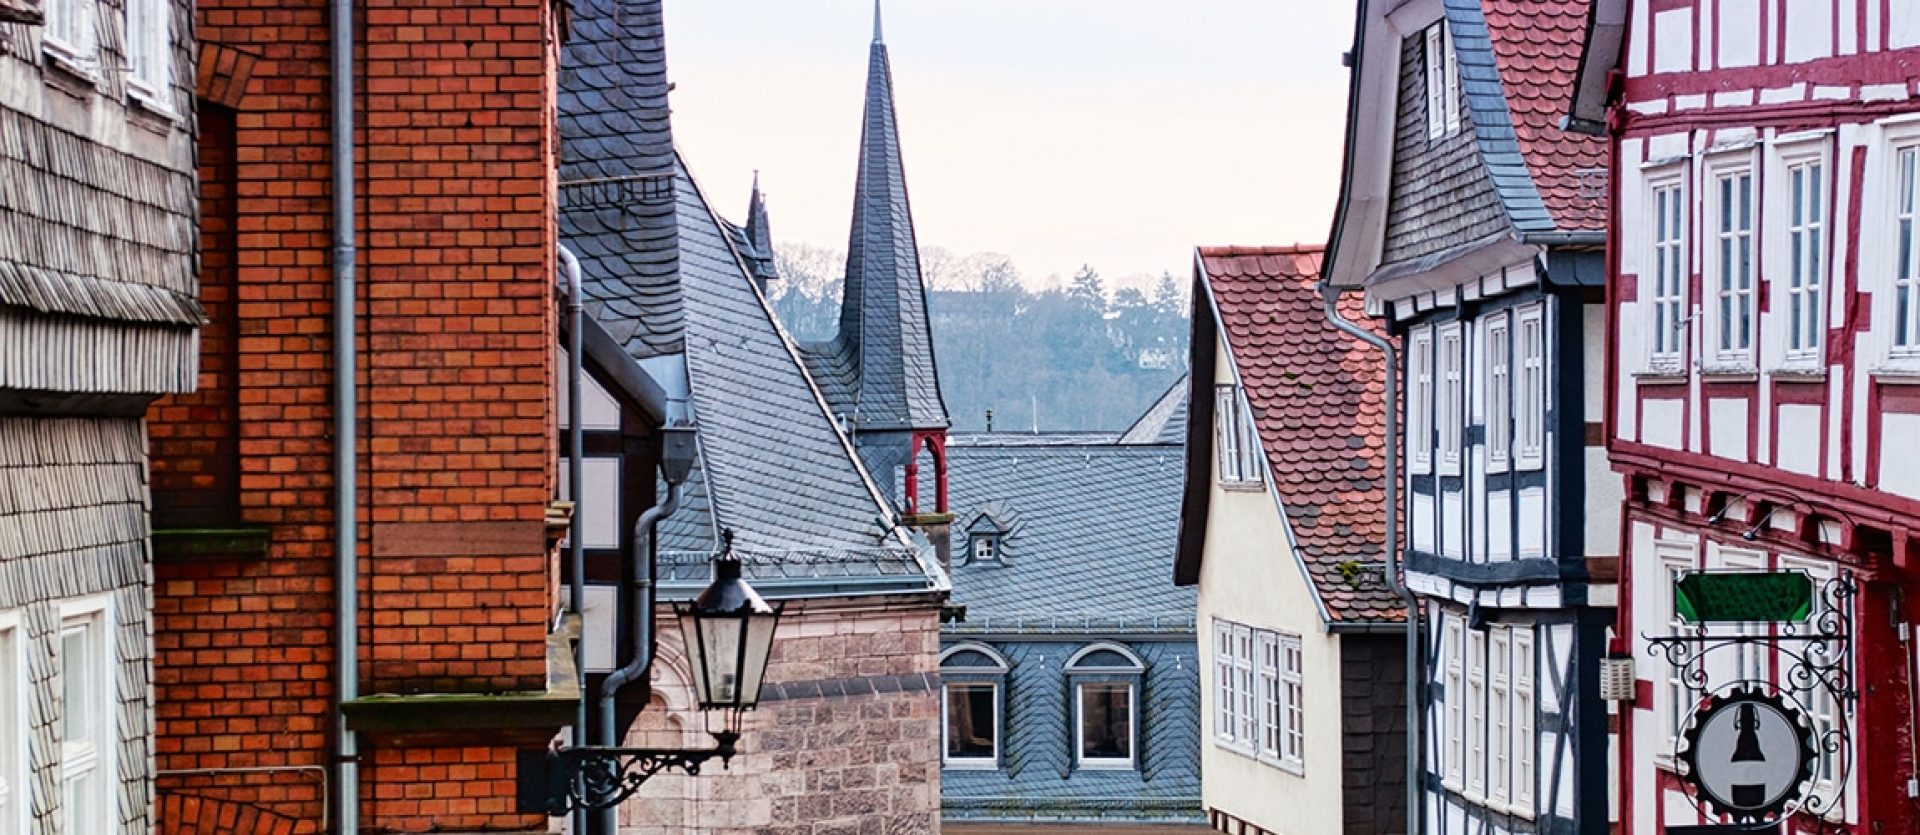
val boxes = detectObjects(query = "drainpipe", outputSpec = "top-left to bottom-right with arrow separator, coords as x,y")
328,0 -> 357,825
1321,286 -> 1422,835
558,245 -> 587,835
596,481 -> 684,835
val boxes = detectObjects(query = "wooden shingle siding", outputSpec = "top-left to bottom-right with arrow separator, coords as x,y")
1381,34 -> 1508,267
1339,633 -> 1407,835
0,416 -> 154,835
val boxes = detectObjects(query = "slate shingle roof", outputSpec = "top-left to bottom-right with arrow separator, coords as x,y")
1448,0 -> 1607,235
1199,246 -> 1404,624
800,31 -> 949,434
941,442 -> 1194,632
1118,375 -> 1188,446
559,0 -> 683,359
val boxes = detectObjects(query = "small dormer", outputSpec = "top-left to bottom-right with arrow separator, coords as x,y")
959,502 -> 1017,566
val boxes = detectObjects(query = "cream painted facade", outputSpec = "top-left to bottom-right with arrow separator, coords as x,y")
1193,335 -> 1348,835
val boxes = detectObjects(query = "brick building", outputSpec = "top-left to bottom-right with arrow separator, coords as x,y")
1,0 -> 200,832
145,0 -> 571,831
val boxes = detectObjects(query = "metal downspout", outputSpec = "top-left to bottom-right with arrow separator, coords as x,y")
596,482 -> 683,834
328,0 -> 357,825
558,245 -> 587,835
1321,286 -> 1422,835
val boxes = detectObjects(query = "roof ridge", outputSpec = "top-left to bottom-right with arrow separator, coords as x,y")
1196,244 -> 1325,257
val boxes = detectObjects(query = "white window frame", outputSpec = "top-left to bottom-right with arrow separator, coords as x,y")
1442,616 -> 1465,790
1424,22 -> 1460,141
0,612 -> 22,835
1213,620 -> 1237,746
1213,620 -> 1258,753
1777,556 -> 1846,813
1655,541 -> 1698,765
1437,323 -> 1464,476
941,681 -> 1001,769
125,0 -> 172,109
1234,625 -> 1256,747
1778,144 -> 1829,366
1215,385 -> 1265,487
1647,174 -> 1689,371
971,534 -> 998,564
1409,327 -> 1434,475
58,597 -> 114,835
1708,160 -> 1758,367
1074,680 -> 1137,769
1515,305 -> 1546,470
1489,628 -> 1512,807
1511,628 -> 1536,818
1256,631 -> 1281,760
1465,627 -> 1487,801
1278,635 -> 1305,773
1485,314 -> 1512,472
43,0 -> 98,71
1893,144 -> 1920,358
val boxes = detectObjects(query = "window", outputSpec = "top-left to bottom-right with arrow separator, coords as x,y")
1442,617 -> 1464,789
1409,327 -> 1434,474
1778,557 -> 1842,798
1489,629 -> 1511,805
1215,385 -> 1264,486
59,601 -> 112,835
1214,620 -> 1303,773
43,0 -> 96,64
1465,628 -> 1487,799
125,0 -> 170,103
1656,543 -> 1697,755
1512,629 -> 1536,816
1713,168 -> 1756,364
1650,180 -> 1688,368
1785,158 -> 1827,361
1438,324 -> 1464,475
1066,644 -> 1145,770
1424,22 -> 1460,141
1896,147 -> 1920,355
970,535 -> 998,564
1485,316 -> 1511,469
1279,637 -> 1304,770
0,616 -> 19,835
1515,306 -> 1545,469
940,644 -> 1009,769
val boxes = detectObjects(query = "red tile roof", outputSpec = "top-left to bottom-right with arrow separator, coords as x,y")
1484,0 -> 1608,232
1198,246 -> 1404,624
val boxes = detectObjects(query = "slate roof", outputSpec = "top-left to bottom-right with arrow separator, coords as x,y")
649,157 -> 938,592
941,442 -> 1194,634
1447,0 -> 1607,235
800,24 -> 949,434
1198,246 -> 1404,624
558,0 -> 683,359
1118,375 -> 1188,446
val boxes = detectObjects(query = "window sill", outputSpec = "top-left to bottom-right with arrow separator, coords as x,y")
1698,366 -> 1760,383
1075,761 -> 1138,772
1219,481 -> 1266,493
942,761 -> 999,772
1869,366 -> 1920,383
1770,366 -> 1828,383
41,45 -> 100,97
1634,369 -> 1689,385
127,86 -> 183,131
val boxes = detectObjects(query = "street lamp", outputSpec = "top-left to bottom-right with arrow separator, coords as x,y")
518,538 -> 783,816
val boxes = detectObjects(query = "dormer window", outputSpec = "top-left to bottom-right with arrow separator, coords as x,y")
971,534 -> 999,564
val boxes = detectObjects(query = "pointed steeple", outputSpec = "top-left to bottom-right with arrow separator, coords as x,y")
873,0 -> 883,43
742,172 -> 778,292
814,13 -> 949,435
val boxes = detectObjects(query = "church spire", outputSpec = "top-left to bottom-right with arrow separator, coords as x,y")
872,0 -> 883,43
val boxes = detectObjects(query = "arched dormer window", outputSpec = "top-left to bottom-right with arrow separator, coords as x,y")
1064,642 -> 1146,770
959,502 -> 1016,566
939,643 -> 1010,769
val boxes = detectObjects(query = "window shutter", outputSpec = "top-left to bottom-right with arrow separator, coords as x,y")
1424,26 -> 1446,140
1441,23 -> 1461,133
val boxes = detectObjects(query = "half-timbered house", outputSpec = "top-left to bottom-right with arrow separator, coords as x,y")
1572,1 -> 1920,831
1177,246 -> 1408,835
1324,1 -> 1617,832
1,0 -> 198,831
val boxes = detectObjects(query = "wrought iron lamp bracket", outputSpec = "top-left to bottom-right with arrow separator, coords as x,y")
527,731 -> 739,815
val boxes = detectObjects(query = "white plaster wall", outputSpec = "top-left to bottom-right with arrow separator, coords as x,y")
1706,397 -> 1750,462
1196,333 -> 1349,835
1775,403 -> 1821,476
1879,412 -> 1920,499
1584,447 -> 1623,558
1653,8 -> 1695,74
1717,0 -> 1762,67
1642,400 -> 1684,450
1784,0 -> 1835,61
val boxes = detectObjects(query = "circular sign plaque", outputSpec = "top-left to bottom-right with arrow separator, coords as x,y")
1679,687 -> 1817,822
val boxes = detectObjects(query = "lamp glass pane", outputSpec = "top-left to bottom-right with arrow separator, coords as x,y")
735,614 -> 780,707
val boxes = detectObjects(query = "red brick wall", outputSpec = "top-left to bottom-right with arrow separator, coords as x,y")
151,0 -> 561,830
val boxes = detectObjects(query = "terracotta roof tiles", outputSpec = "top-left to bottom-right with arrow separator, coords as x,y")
1479,0 -> 1608,232
1198,246 -> 1405,624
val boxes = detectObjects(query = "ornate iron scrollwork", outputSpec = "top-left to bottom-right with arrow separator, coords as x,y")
1644,573 -> 1856,826
518,731 -> 738,816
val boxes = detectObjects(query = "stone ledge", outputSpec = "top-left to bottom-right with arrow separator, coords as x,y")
341,614 -> 580,746
152,527 -> 272,562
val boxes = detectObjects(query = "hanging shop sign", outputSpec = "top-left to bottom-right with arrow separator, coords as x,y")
1679,688 -> 1817,822
1673,570 -> 1814,624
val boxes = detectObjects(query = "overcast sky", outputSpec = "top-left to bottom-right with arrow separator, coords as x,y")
661,1 -> 1356,290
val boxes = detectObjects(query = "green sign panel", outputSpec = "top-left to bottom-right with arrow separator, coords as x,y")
1674,571 -> 1814,624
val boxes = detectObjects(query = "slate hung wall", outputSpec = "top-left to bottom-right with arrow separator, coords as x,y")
146,0 -> 565,831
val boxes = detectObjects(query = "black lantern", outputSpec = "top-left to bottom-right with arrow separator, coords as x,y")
676,543 -> 783,718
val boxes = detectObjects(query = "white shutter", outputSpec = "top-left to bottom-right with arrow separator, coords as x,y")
1425,25 -> 1447,140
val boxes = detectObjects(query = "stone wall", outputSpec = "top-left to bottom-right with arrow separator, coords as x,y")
617,596 -> 944,834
